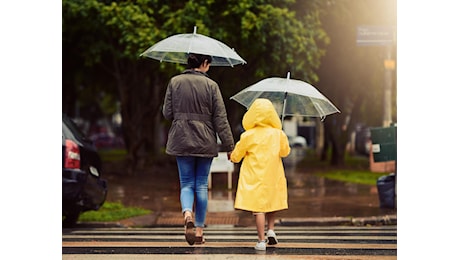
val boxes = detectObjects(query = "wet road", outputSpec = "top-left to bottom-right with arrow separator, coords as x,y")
103,149 -> 396,220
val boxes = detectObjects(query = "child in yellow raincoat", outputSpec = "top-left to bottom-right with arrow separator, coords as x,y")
230,98 -> 291,251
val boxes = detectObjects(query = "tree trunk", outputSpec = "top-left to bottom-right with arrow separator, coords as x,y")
320,115 -> 349,166
115,62 -> 169,175
315,118 -> 325,157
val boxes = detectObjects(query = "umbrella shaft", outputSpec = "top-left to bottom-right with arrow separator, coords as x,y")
281,92 -> 288,126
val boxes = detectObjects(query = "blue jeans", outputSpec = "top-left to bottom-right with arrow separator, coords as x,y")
176,156 -> 213,228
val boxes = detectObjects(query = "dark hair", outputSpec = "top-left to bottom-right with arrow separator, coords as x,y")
187,53 -> 212,69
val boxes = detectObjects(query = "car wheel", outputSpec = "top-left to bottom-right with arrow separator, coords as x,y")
63,209 -> 80,228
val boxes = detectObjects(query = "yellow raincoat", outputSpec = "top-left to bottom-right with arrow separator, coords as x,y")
231,98 -> 291,213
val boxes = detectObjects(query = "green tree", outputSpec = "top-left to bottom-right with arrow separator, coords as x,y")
62,0 -> 330,173
63,0 -> 180,172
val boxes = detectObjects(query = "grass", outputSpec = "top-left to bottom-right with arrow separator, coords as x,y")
315,170 -> 387,185
298,149 -> 391,185
98,149 -> 127,162
78,201 -> 151,222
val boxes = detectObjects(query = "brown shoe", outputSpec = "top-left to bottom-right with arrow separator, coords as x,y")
184,216 -> 195,245
195,236 -> 205,245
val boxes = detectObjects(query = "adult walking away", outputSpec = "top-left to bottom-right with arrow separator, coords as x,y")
230,98 -> 291,251
162,53 -> 234,246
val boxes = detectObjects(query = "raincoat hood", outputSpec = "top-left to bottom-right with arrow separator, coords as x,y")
242,98 -> 282,131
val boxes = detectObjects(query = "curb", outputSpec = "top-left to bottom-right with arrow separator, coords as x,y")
279,215 -> 397,226
76,214 -> 397,228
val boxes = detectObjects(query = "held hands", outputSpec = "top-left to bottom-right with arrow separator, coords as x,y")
227,151 -> 232,161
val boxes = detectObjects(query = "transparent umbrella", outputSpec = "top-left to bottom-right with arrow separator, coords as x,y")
140,26 -> 246,67
230,72 -> 340,123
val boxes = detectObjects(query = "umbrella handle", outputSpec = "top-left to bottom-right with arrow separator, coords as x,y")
281,92 -> 287,126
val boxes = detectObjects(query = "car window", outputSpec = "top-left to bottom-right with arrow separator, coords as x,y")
62,114 -> 89,142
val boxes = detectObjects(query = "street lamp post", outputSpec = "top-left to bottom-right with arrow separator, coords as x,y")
383,46 -> 395,127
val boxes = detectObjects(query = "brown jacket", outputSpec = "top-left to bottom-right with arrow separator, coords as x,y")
162,69 -> 234,157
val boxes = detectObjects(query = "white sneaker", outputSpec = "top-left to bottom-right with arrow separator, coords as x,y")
267,230 -> 278,245
254,240 -> 266,251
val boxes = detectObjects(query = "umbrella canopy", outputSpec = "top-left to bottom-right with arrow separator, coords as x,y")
230,72 -> 340,122
140,26 -> 246,67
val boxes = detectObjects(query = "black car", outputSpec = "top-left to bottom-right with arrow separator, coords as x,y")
62,114 -> 108,227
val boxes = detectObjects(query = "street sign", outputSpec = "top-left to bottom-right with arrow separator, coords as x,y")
356,26 -> 395,46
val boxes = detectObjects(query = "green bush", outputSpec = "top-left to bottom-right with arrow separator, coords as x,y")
299,149 -> 389,185
78,201 -> 151,222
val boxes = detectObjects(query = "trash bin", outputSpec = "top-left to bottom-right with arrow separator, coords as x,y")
377,173 -> 396,209
370,126 -> 396,162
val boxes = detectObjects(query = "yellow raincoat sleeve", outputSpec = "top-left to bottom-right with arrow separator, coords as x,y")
279,131 -> 291,158
229,138 -> 247,163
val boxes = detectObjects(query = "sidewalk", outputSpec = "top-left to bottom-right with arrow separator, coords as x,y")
83,211 -> 396,229
110,212 -> 397,228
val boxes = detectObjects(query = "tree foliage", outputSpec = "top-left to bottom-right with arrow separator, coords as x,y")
62,0 -> 330,173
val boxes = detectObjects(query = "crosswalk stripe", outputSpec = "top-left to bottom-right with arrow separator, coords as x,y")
63,225 -> 397,258
63,255 -> 396,260
63,241 -> 396,249
63,235 -> 396,241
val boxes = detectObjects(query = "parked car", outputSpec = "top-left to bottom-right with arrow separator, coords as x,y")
89,131 -> 125,149
62,114 -> 108,227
